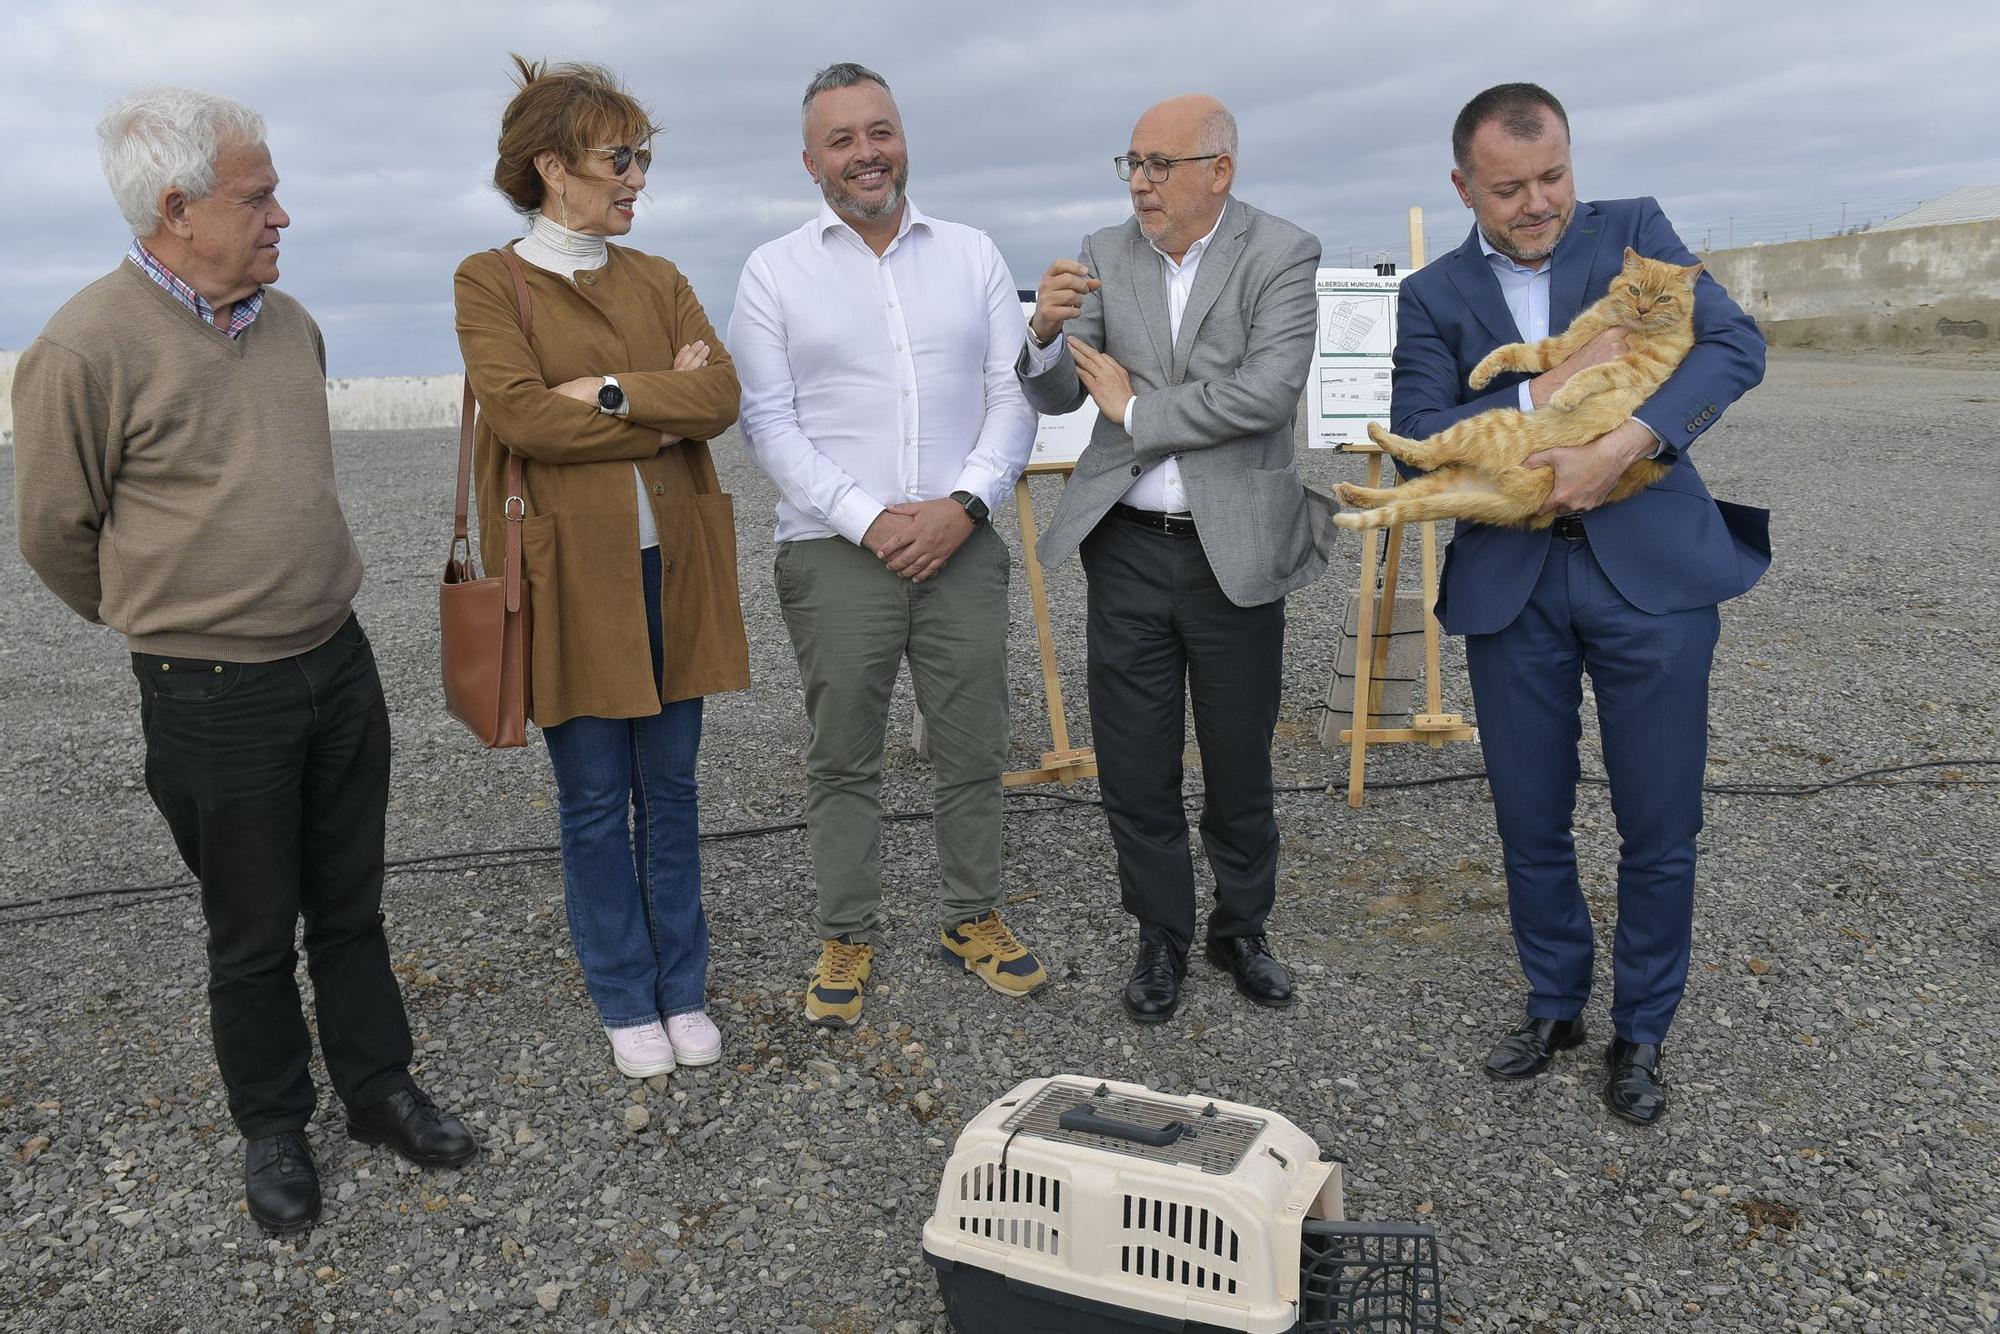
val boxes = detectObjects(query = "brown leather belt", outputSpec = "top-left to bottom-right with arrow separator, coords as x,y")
1111,502 -> 1198,538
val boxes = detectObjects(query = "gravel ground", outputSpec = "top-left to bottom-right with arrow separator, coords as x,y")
1,347 -> 1996,1333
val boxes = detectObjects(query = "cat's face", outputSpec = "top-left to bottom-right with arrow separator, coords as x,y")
1604,248 -> 1703,330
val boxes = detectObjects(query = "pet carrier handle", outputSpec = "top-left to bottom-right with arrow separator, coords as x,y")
1059,1103 -> 1189,1147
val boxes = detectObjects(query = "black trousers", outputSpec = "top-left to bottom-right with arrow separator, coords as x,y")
132,614 -> 413,1137
1080,513 -> 1287,958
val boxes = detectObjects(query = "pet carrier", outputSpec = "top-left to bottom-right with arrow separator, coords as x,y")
922,1075 -> 1442,1333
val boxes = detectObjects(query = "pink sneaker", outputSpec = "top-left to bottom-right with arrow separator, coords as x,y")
604,1021 -> 675,1078
665,1012 -> 722,1067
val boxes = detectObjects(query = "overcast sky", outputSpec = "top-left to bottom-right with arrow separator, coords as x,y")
4,0 -> 1995,376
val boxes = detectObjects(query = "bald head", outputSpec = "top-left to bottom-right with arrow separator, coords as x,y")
1125,93 -> 1236,261
1134,93 -> 1238,162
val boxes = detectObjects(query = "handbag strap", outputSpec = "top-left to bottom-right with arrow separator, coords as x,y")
452,246 -> 533,612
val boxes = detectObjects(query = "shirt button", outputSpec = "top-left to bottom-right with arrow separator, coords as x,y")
581,273 -> 595,286
1130,464 -> 1142,476
652,481 -> 665,495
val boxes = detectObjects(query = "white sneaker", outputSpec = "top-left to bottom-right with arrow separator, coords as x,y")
605,1021 -> 675,1078
665,1011 -> 723,1067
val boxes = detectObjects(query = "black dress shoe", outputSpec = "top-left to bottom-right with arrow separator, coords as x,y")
1204,935 -> 1296,1008
1123,940 -> 1186,1023
1604,1038 -> 1668,1126
345,1086 -> 479,1168
1484,1015 -> 1587,1080
245,1129 -> 320,1236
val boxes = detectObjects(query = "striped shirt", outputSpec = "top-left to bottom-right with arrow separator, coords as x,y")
125,240 -> 264,337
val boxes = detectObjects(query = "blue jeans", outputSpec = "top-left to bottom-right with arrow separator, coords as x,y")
541,547 -> 709,1026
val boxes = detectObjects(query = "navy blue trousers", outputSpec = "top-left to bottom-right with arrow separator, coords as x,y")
1464,533 -> 1719,1045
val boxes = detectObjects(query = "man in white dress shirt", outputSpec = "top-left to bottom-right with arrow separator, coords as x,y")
730,62 -> 1044,1028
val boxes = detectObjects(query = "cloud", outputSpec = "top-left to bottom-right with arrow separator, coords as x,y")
2,0 -> 1995,374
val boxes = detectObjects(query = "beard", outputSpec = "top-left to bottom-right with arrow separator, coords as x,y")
1483,206 -> 1572,265
820,156 -> 909,220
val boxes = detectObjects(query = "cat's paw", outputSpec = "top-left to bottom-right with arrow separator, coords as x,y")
1468,349 -> 1515,389
1333,510 -> 1371,531
1365,422 -> 1424,464
1333,481 -> 1367,506
1547,380 -> 1591,412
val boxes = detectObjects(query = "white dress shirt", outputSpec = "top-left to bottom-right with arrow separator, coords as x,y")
730,199 -> 1036,545
1024,207 -> 1227,512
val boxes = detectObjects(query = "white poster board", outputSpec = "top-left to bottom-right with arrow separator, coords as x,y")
1307,268 -> 1403,449
1018,293 -> 1099,467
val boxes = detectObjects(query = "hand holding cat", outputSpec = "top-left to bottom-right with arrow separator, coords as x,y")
1067,338 -> 1135,424
1524,419 -> 1658,514
1530,328 -> 1630,409
1032,259 -> 1101,343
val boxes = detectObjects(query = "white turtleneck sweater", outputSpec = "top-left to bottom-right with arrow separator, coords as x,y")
514,213 -> 660,550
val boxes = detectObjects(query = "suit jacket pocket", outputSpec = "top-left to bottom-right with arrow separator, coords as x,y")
1245,466 -> 1311,582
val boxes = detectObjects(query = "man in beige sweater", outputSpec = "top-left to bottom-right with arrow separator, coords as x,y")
12,87 -> 475,1236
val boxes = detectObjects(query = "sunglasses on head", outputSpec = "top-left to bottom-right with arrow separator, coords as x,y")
586,143 -> 652,176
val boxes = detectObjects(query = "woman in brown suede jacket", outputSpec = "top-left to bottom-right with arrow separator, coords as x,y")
454,57 -> 748,1081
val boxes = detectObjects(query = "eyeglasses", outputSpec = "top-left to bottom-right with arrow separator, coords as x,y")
586,143 -> 653,176
1114,153 -> 1222,183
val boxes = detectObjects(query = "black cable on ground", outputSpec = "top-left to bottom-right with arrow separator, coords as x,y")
2,758 -> 1991,926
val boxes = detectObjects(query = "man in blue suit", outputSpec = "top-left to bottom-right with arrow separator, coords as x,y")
1389,83 -> 1768,1125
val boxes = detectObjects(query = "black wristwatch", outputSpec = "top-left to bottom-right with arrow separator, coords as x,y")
950,490 -> 989,524
596,380 -> 626,413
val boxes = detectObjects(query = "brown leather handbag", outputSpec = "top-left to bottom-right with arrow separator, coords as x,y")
440,248 -> 536,748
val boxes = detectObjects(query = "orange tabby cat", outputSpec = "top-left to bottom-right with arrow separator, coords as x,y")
1334,248 -> 1702,531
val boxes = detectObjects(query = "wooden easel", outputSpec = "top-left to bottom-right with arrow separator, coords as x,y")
1337,208 -> 1477,807
1004,462 -> 1097,788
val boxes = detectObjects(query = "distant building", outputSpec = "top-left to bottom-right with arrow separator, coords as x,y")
1875,184 -> 2000,232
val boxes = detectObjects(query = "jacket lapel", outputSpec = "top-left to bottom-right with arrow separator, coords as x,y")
1443,228 -> 1522,349
1550,201 -> 1606,333
1127,228 -> 1173,379
1170,197 -> 1248,383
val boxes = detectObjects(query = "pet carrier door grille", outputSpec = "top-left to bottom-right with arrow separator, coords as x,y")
1118,1192 -> 1243,1295
1000,1079 -> 1267,1174
953,1160 -> 1065,1257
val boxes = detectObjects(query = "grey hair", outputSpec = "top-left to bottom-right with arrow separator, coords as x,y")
1198,106 -> 1238,160
97,87 -> 265,237
800,62 -> 891,139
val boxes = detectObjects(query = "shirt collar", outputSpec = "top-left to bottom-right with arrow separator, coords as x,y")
126,238 -> 265,335
814,196 -> 929,251
1475,226 -> 1546,277
1151,205 -> 1227,272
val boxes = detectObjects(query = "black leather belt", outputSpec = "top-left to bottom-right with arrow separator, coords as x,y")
1551,514 -> 1587,541
1111,503 -> 1198,538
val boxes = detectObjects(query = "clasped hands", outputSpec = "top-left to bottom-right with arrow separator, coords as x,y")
551,340 -> 711,445
864,500 -> 972,584
1522,329 -> 1655,515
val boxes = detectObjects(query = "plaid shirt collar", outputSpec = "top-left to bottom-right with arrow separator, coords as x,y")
126,239 -> 264,337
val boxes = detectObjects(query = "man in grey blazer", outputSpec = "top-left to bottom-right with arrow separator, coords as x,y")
1018,93 -> 1322,1023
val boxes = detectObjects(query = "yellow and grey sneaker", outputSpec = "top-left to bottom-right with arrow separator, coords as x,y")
939,911 -> 1049,997
805,935 -> 874,1027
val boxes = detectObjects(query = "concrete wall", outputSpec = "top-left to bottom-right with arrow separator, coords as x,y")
324,374 -> 462,432
0,349 -> 17,446
1,359 -> 460,446
1701,219 -> 2000,351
